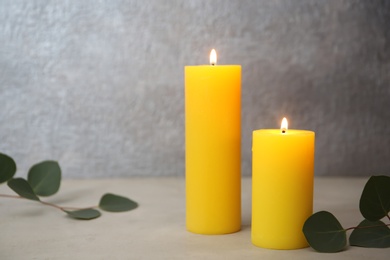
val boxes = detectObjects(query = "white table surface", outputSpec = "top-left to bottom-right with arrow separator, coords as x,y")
0,177 -> 388,259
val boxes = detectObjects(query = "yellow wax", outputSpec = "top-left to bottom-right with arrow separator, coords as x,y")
185,65 -> 241,234
252,129 -> 315,249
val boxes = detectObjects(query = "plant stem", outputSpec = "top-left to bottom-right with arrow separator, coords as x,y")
0,194 -> 23,199
39,200 -> 64,210
0,193 -> 96,211
345,222 -> 390,231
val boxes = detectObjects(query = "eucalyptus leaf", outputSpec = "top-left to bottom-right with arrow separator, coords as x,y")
99,193 -> 138,212
64,209 -> 101,220
7,178 -> 40,201
303,211 -> 347,253
359,175 -> 390,221
28,161 -> 61,196
0,153 -> 17,184
349,219 -> 390,248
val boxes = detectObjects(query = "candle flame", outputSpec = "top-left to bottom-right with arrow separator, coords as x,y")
210,49 -> 217,65
281,117 -> 288,134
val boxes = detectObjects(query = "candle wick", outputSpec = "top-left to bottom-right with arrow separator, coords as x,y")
282,130 -> 286,134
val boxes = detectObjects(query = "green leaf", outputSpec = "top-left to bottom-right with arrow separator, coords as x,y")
359,175 -> 390,221
27,161 -> 61,196
64,209 -> 101,220
0,153 -> 17,184
99,193 -> 138,212
302,211 -> 347,253
349,219 -> 390,248
7,178 -> 40,201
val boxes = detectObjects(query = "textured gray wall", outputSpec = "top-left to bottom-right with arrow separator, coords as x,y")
1,0 -> 390,178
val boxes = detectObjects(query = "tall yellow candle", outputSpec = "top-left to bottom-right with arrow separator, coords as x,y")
252,118 -> 315,249
185,49 -> 241,234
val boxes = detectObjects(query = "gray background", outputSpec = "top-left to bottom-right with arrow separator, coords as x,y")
1,0 -> 389,178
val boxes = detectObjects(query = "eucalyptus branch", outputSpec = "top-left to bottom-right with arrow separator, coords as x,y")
303,175 -> 390,252
0,152 -> 138,220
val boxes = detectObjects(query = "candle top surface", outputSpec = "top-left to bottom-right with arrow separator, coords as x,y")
185,65 -> 241,68
253,129 -> 314,136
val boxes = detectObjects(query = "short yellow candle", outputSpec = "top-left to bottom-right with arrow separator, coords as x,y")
185,49 -> 241,234
252,118 -> 315,249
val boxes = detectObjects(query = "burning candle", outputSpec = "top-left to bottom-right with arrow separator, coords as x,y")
252,118 -> 315,249
185,49 -> 241,234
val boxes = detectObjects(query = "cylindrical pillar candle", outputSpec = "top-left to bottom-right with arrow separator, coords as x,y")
185,49 -> 241,234
252,118 -> 315,249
